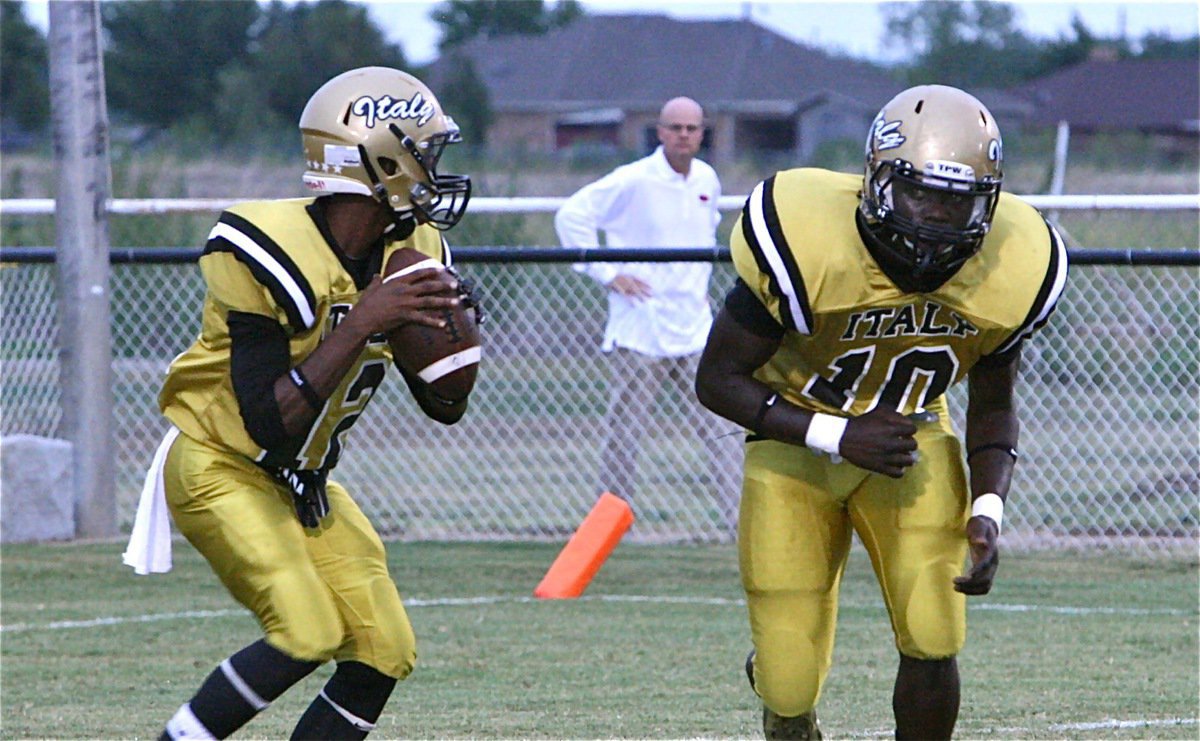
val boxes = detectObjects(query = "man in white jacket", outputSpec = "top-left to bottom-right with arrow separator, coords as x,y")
555,96 -> 741,532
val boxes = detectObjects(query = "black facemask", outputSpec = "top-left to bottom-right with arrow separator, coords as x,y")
855,210 -> 972,294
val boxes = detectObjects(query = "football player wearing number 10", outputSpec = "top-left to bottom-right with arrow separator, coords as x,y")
695,85 -> 1069,739
123,67 -> 479,739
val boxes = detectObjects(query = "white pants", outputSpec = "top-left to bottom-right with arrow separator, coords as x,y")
597,348 -> 743,529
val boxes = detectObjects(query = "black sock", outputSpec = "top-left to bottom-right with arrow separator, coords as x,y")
164,639 -> 321,739
290,661 -> 398,741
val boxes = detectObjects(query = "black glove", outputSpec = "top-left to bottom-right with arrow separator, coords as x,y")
447,266 -> 485,325
276,467 -> 330,528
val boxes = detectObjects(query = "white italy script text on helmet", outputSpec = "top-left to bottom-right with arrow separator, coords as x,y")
300,66 -> 471,231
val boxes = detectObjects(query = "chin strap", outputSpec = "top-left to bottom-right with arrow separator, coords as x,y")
384,212 -> 417,241
356,144 -> 390,205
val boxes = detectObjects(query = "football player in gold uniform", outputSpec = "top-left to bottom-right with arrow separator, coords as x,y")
696,85 -> 1068,739
140,67 -> 477,740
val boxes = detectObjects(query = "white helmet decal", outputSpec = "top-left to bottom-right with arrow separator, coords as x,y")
988,138 -> 1002,162
872,117 -> 906,152
351,92 -> 436,129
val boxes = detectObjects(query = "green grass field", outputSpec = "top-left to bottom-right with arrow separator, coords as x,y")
1,541 -> 1196,740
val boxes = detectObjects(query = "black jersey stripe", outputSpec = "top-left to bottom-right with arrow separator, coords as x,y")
994,219 -> 1070,355
740,177 -> 813,334
203,212 -> 318,332
739,179 -> 800,331
760,178 -> 813,333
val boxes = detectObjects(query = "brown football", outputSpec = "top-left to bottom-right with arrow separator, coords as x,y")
383,248 -> 480,401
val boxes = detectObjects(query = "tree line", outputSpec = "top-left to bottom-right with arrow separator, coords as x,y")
1,0 -> 1196,151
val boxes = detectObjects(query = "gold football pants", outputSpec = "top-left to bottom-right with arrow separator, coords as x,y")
739,423 -> 969,718
162,432 -> 416,679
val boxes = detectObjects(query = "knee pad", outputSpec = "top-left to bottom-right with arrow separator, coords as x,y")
893,567 -> 966,659
745,585 -> 840,719
268,620 -> 343,664
336,576 -> 417,679
261,579 -> 343,663
897,622 -> 964,661
361,634 -> 416,681
754,635 -> 823,718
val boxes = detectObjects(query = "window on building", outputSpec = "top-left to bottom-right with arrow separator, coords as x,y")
555,123 -> 620,150
735,118 -> 796,152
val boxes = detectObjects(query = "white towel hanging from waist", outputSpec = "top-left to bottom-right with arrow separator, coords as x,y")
122,427 -> 180,575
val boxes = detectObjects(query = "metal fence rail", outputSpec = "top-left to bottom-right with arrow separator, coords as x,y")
3,194 -> 1199,216
3,246 -> 1199,265
1,249 -> 1195,555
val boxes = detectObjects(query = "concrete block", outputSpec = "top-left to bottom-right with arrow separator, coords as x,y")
1,435 -> 75,543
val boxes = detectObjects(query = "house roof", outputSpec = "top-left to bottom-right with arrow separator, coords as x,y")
429,13 -> 903,115
1016,59 -> 1200,133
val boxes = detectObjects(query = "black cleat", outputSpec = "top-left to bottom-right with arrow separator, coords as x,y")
763,707 -> 822,740
745,649 -> 757,691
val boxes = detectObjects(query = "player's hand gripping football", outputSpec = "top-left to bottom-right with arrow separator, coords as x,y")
837,407 -> 926,478
353,268 -> 461,336
446,266 -> 485,325
954,515 -> 1000,595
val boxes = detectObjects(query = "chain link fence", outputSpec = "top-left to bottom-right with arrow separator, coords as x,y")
1,255 -> 1197,555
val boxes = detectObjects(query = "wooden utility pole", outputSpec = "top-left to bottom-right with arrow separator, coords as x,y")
48,0 -> 116,537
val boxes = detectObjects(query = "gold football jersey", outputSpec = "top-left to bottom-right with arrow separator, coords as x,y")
160,198 -> 450,469
732,168 -> 1068,418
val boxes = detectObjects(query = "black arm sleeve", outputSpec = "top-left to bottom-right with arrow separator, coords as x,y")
724,278 -> 786,340
228,311 -> 306,456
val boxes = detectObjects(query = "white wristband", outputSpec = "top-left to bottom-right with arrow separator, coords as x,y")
805,413 -> 847,457
971,493 -> 1004,534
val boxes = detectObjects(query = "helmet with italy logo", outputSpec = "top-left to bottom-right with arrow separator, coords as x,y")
299,66 -> 471,230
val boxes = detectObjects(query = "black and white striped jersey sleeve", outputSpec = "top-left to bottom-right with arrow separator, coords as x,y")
738,176 -> 814,335
203,211 -> 318,333
991,218 -> 1070,356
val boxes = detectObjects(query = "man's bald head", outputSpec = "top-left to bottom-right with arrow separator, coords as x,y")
656,97 -> 706,174
659,96 -> 704,123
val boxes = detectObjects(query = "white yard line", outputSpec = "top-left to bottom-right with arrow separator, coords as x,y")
0,608 -> 243,632
1049,718 -> 1198,731
1,595 -> 1190,633
846,718 -> 1200,738
1,596 -> 1194,738
982,718 -> 1200,736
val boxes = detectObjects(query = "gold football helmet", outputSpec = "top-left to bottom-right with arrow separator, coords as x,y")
300,67 -> 470,230
860,85 -> 1003,292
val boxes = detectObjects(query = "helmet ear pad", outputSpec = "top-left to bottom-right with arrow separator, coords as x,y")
299,66 -> 471,231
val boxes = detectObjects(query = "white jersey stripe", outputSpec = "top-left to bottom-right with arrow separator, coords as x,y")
208,222 -> 316,329
747,182 -> 810,334
1036,222 -> 1070,325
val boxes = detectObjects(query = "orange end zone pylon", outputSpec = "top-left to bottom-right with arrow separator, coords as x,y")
534,492 -> 635,599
